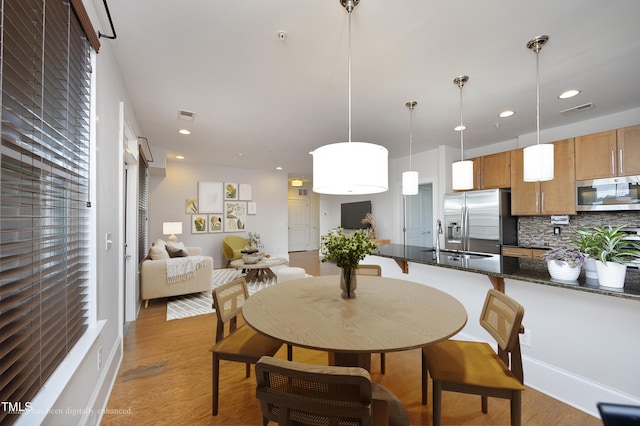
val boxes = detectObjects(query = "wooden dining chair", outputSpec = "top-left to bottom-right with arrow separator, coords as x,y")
356,264 -> 385,373
255,356 -> 410,426
421,289 -> 525,426
210,277 -> 292,416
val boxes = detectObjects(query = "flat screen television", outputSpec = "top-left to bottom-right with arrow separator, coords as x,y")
341,201 -> 372,230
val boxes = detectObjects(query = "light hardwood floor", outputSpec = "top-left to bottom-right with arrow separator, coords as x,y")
102,250 -> 601,425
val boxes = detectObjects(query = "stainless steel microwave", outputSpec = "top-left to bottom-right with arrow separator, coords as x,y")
576,176 -> 640,211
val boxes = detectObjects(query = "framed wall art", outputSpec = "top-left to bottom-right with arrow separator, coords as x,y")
239,183 -> 252,200
208,215 -> 223,233
247,202 -> 257,215
224,183 -> 238,200
224,201 -> 246,232
198,181 -> 223,213
185,199 -> 198,214
191,214 -> 207,234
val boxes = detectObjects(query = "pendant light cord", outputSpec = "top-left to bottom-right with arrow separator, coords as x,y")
536,48 -> 540,146
409,105 -> 413,170
347,7 -> 352,143
459,83 -> 464,161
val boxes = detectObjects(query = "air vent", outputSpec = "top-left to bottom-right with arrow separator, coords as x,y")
560,102 -> 594,116
178,109 -> 196,121
298,189 -> 308,196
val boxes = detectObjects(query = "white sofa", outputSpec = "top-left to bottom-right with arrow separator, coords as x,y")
141,245 -> 213,308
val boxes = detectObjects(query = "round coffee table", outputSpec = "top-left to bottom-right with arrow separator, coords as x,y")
230,257 -> 286,282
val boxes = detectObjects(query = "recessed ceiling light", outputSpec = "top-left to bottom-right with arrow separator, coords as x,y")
559,89 -> 580,99
276,166 -> 283,170
454,125 -> 466,131
499,110 -> 515,118
178,129 -> 191,135
176,155 -> 184,160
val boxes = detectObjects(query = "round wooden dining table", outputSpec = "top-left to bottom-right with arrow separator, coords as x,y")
242,275 -> 468,370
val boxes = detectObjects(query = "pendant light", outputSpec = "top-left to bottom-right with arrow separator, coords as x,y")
523,35 -> 554,182
402,101 -> 418,195
451,75 -> 474,190
312,0 -> 388,195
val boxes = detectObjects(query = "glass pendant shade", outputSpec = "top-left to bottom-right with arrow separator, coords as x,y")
402,171 -> 419,195
523,143 -> 554,182
313,142 -> 388,195
452,160 -> 474,190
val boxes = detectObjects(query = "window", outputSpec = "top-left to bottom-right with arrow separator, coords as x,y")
0,1 -> 94,424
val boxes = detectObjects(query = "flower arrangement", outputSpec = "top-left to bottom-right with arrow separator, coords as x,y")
361,213 -> 376,239
541,246 -> 585,267
247,231 -> 263,249
321,228 -> 378,269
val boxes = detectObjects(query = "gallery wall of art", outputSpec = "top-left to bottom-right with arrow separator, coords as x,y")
149,160 -> 289,268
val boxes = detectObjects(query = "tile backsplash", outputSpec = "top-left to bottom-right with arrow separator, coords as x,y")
518,211 -> 640,249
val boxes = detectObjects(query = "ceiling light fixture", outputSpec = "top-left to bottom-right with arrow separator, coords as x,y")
451,75 -> 474,191
312,0 -> 388,195
402,101 -> 418,196
178,129 -> 191,135
499,110 -> 515,118
559,89 -> 580,99
291,179 -> 303,187
176,155 -> 184,160
523,35 -> 554,182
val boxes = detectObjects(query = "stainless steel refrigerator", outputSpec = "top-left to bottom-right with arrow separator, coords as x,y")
443,189 -> 517,254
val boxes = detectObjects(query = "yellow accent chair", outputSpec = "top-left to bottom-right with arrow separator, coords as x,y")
222,235 -> 249,266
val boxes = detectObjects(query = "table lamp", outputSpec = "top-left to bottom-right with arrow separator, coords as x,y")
163,221 -> 183,242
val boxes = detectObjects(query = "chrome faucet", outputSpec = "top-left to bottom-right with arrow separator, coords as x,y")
435,219 -> 443,255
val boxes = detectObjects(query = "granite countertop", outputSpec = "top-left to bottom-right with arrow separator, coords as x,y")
374,244 -> 640,301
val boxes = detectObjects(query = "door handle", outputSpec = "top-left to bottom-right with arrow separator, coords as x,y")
619,149 -> 624,175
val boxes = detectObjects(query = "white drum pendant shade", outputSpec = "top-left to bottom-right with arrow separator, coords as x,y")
402,171 -> 419,195
452,160 -> 474,190
523,143 -> 554,182
313,142 -> 389,195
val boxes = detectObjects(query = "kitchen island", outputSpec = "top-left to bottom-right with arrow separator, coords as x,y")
365,244 -> 640,419
375,243 -> 640,301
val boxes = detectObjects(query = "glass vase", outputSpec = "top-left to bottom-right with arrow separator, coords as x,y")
340,267 -> 357,299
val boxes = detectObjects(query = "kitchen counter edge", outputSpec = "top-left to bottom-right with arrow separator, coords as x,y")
373,244 -> 640,301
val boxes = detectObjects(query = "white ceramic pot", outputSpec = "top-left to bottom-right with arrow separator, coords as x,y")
547,260 -> 581,282
583,256 -> 598,281
595,261 -> 627,289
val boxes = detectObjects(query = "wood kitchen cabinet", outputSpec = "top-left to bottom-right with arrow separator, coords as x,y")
502,246 -> 547,260
510,138 -> 576,215
470,151 -> 511,189
574,125 -> 640,180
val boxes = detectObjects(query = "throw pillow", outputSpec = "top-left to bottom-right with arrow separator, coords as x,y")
166,242 -> 189,258
149,245 -> 170,260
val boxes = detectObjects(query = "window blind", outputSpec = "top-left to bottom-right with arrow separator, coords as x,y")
0,1 -> 92,424
138,148 -> 149,262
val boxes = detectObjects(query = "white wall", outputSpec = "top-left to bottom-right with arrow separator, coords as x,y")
149,161 -> 289,268
364,256 -> 640,418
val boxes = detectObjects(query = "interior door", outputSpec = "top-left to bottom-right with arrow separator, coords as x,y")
288,198 -> 308,251
406,183 -> 433,247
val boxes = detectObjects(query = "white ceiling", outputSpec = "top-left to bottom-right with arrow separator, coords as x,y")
101,0 -> 640,181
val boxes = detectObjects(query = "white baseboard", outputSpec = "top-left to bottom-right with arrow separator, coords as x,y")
84,338 -> 123,425
522,355 -> 640,418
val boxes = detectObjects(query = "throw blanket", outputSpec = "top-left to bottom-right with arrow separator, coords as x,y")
166,256 -> 208,284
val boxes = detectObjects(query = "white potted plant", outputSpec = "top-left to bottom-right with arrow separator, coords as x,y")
579,225 -> 640,289
541,246 -> 585,282
573,229 -> 600,282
